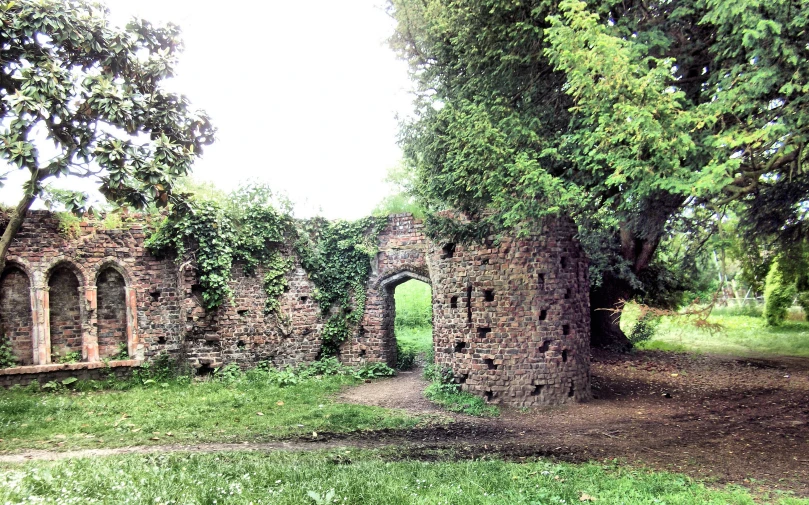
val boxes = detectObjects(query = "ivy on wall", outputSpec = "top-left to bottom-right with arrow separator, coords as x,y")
145,184 -> 294,311
295,217 -> 385,356
145,201 -> 238,309
146,186 -> 385,357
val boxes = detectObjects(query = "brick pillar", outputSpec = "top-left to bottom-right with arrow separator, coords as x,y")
125,286 -> 139,358
30,286 -> 50,365
83,286 -> 99,362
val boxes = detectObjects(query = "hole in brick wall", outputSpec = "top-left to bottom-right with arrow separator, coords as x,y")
568,382 -> 575,398
504,248 -> 510,254
562,349 -> 568,362
150,290 -> 161,301
191,284 -> 203,299
450,296 -> 458,308
564,288 -> 571,299
538,340 -> 550,353
537,273 -> 545,287
158,337 -> 166,344
358,326 -> 366,337
477,327 -> 491,338
483,358 -> 497,370
466,285 -> 473,322
539,309 -> 548,321
562,324 -> 570,336
358,349 -> 366,357
531,384 -> 543,396
441,243 -> 456,259
484,290 -> 494,302
481,258 -> 489,265
237,309 -> 249,316
457,373 -> 469,384
300,296 -> 308,303
485,390 -> 495,401
560,256 -> 567,268
484,238 -> 494,248
454,341 -> 467,353
237,340 -> 246,349
302,328 -> 313,336
197,364 -> 215,376
283,285 -> 290,292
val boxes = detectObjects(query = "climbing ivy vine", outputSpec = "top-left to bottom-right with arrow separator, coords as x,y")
145,184 -> 294,310
146,185 -> 385,357
146,200 -> 237,309
295,217 -> 385,356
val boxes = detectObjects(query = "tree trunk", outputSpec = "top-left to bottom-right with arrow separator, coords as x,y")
589,273 -> 633,351
0,192 -> 37,274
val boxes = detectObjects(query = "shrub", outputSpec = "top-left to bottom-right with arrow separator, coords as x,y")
628,314 -> 659,345
0,335 -> 17,368
396,342 -> 417,370
353,362 -> 396,380
764,260 -> 796,326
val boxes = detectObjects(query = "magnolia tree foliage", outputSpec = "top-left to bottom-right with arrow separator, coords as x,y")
389,0 -> 809,348
0,0 -> 214,270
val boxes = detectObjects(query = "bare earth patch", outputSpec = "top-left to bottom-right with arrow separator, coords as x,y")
336,368 -> 441,413
2,351 -> 807,497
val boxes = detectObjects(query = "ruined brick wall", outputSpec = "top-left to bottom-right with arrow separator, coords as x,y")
342,214 -> 590,406
0,266 -> 33,365
0,211 -> 590,406
97,267 -> 127,359
48,266 -> 83,361
427,220 -> 591,406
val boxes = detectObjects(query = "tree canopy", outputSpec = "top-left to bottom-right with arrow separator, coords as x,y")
0,0 -> 214,269
390,0 -> 809,348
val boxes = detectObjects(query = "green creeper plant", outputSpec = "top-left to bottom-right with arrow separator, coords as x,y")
295,217 -> 385,356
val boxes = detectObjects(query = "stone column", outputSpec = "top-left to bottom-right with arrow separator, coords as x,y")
125,286 -> 139,358
30,286 -> 50,365
82,286 -> 99,362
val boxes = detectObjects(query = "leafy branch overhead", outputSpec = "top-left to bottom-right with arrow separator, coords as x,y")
0,0 -> 215,271
389,0 -> 809,349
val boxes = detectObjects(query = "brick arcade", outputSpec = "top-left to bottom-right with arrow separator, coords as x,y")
0,211 -> 591,406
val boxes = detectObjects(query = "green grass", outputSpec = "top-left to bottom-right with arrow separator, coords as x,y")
1,450 -> 804,504
423,382 -> 499,417
394,279 -> 432,329
396,325 -> 433,355
0,374 -> 419,453
621,303 -> 809,357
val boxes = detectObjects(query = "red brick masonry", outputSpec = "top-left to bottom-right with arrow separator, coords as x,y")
0,211 -> 590,406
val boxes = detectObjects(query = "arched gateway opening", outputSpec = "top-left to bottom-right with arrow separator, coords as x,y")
392,278 -> 432,368
379,271 -> 432,369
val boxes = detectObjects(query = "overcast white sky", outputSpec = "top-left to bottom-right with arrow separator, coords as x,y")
0,0 -> 413,219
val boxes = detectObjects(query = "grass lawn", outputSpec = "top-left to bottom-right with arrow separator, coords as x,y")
2,450 -> 805,505
621,303 -> 809,357
396,325 -> 432,356
0,373 -> 419,453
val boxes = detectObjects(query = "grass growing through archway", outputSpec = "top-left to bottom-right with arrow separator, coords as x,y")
394,279 -> 433,368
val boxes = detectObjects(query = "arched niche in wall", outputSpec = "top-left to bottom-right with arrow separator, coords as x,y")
96,265 -> 128,359
47,263 -> 84,362
0,264 -> 33,366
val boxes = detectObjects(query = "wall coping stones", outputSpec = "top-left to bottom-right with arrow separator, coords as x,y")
0,359 -> 142,376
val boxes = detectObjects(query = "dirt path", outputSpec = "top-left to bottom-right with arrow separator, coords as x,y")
2,352 -> 808,497
337,368 -> 442,413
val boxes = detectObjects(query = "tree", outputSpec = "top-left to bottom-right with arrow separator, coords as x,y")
389,0 -> 809,349
0,0 -> 214,271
